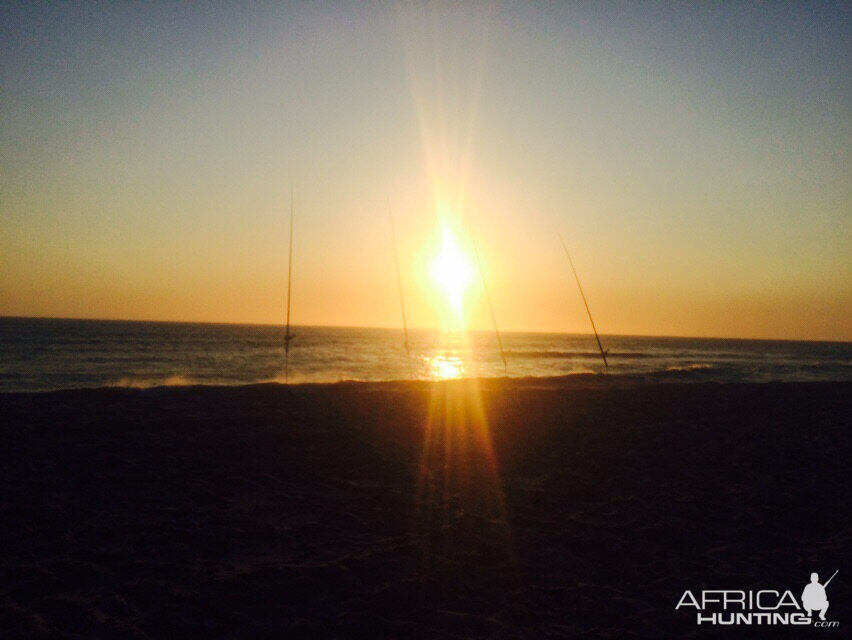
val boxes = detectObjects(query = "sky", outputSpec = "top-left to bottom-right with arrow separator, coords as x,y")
1,1 -> 850,341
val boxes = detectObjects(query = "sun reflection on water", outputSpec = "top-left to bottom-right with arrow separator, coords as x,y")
429,354 -> 465,380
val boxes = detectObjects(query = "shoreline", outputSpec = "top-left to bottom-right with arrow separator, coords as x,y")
4,370 -> 851,397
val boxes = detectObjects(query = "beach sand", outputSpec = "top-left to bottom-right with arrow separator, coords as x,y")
1,377 -> 849,638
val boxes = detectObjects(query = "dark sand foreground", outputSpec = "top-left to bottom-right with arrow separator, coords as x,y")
1,377 -> 849,638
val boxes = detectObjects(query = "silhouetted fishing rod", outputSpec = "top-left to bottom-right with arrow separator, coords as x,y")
472,236 -> 508,373
388,202 -> 413,379
284,190 -> 295,383
559,234 -> 608,370
824,570 -> 839,587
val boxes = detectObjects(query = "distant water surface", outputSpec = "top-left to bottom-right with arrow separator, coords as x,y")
0,317 -> 849,393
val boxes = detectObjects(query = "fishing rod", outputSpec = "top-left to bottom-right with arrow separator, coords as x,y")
472,236 -> 508,373
824,570 -> 839,587
559,234 -> 608,370
284,189 -> 294,383
388,202 -> 413,379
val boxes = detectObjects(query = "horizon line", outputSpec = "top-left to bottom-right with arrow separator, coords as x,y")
1,314 -> 849,346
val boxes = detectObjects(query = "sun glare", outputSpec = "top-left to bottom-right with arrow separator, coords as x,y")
430,224 -> 475,319
430,354 -> 465,380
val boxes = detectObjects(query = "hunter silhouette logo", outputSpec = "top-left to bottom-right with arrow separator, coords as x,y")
676,570 -> 840,627
802,571 -> 838,622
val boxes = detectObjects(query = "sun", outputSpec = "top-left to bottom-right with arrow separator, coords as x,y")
430,223 -> 475,319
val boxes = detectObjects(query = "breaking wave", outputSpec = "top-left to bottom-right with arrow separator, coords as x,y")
109,375 -> 196,389
664,363 -> 715,372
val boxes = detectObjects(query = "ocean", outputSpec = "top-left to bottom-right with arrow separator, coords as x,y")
0,316 -> 849,393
